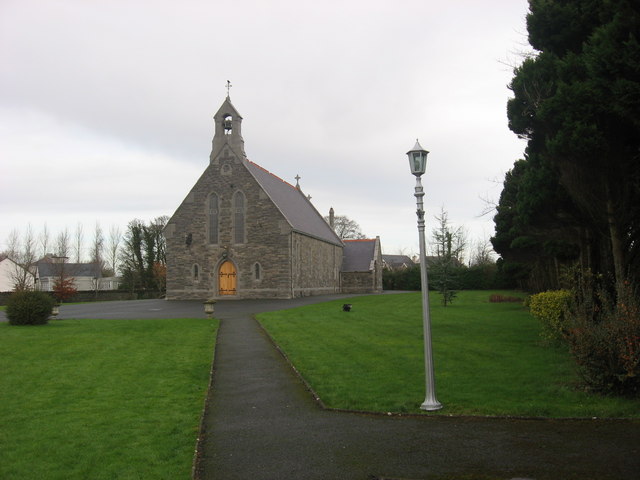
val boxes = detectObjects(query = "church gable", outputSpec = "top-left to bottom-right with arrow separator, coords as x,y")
165,139 -> 297,299
166,155 -> 288,247
166,94 -> 382,300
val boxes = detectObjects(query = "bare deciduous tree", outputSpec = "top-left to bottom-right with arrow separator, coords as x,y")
55,228 -> 71,258
469,236 -> 496,266
5,225 -> 37,291
106,225 -> 122,276
74,222 -> 84,263
91,222 -> 105,277
323,214 -> 366,240
39,223 -> 50,258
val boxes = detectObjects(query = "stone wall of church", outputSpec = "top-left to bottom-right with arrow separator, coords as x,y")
341,271 -> 377,294
291,232 -> 342,297
165,154 -> 295,300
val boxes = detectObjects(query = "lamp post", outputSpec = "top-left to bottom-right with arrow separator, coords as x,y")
406,139 -> 442,411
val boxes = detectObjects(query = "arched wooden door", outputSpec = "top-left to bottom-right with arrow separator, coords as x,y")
218,261 -> 237,296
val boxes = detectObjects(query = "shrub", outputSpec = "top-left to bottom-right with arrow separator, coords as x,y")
566,281 -> 640,396
528,290 -> 571,342
6,290 -> 55,325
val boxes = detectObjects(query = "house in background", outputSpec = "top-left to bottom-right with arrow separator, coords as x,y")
382,254 -> 416,270
1,254 -> 121,293
0,255 -> 35,292
35,261 -> 100,292
342,238 -> 383,294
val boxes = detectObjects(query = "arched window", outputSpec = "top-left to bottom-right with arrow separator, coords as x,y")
254,262 -> 261,280
233,191 -> 246,244
193,264 -> 199,281
209,193 -> 219,244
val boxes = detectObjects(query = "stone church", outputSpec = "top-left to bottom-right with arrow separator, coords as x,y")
165,96 -> 383,300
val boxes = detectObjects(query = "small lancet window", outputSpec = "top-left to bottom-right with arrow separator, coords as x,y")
209,193 -> 219,244
233,191 -> 246,244
223,115 -> 233,135
193,264 -> 199,281
254,263 -> 261,280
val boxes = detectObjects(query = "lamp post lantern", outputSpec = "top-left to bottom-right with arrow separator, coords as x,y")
406,139 -> 442,411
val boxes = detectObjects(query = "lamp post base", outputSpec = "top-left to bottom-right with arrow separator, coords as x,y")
420,399 -> 443,411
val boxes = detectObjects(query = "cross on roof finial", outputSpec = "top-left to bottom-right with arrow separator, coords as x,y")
226,80 -> 232,97
295,174 -> 301,188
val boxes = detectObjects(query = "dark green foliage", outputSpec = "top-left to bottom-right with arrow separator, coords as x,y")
453,264 -> 496,290
120,216 -> 167,292
383,265 -> 421,291
491,156 -> 582,292
5,290 -> 55,325
497,0 -> 640,292
383,263 -> 500,291
565,278 -> 640,396
431,209 -> 465,306
429,259 -> 458,306
497,2 -> 640,397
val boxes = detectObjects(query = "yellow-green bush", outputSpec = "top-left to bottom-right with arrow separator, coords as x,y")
528,290 -> 571,341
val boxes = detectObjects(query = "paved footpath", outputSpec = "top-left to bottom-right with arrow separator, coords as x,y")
4,297 -> 639,479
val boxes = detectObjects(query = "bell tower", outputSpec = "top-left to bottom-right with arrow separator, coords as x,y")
210,90 -> 246,163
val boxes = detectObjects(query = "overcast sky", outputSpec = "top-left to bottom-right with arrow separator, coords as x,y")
1,0 -> 531,260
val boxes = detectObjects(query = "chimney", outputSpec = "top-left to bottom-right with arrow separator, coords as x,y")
329,207 -> 335,230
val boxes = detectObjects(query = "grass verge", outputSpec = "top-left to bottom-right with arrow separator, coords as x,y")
0,317 -> 218,479
258,291 -> 640,418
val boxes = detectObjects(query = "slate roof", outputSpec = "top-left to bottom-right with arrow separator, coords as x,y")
382,254 -> 415,269
245,160 -> 343,246
342,239 -> 377,272
37,262 -> 101,278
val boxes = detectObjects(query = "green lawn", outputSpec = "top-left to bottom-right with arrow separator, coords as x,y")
258,291 -> 640,418
0,317 -> 218,479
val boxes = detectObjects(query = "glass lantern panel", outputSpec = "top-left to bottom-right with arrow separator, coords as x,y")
413,152 -> 424,174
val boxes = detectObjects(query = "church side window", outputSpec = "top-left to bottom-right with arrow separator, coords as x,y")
209,193 -> 219,244
233,191 -> 246,244
193,264 -> 199,281
254,262 -> 261,280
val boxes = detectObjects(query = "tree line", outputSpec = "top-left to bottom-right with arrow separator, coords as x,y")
2,216 -> 168,293
491,0 -> 640,395
383,208 -> 503,304
492,0 -> 639,297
